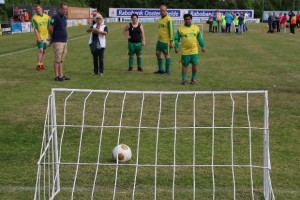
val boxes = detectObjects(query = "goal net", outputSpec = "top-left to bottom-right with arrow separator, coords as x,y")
34,89 -> 275,200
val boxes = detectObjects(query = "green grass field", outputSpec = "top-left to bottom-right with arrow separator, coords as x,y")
0,22 -> 299,199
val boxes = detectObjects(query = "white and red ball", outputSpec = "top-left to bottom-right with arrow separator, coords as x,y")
112,144 -> 132,162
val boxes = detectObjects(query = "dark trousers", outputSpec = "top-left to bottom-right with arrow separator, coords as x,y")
226,23 -> 231,33
276,21 -> 280,32
92,48 -> 105,74
209,21 -> 213,32
290,24 -> 296,34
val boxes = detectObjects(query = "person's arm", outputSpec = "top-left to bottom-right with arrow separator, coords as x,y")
97,26 -> 108,35
168,19 -> 174,48
197,32 -> 206,53
174,30 -> 180,54
87,25 -> 94,33
33,28 -> 41,42
48,24 -> 54,38
48,17 -> 55,38
32,19 -> 41,42
140,24 -> 146,46
123,24 -> 130,39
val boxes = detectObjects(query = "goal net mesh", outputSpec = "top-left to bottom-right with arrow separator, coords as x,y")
34,89 -> 275,200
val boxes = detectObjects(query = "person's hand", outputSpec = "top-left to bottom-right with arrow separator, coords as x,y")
142,41 -> 145,46
202,48 -> 206,53
175,48 -> 179,54
169,42 -> 174,48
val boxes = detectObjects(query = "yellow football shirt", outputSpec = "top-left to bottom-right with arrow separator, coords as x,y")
175,24 -> 205,55
158,15 -> 174,43
32,13 -> 50,40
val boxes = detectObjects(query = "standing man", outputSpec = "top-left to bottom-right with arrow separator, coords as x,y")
123,13 -> 146,72
174,14 -> 206,85
216,9 -> 222,32
32,4 -> 50,71
225,12 -> 233,33
154,5 -> 174,74
290,13 -> 296,34
288,10 -> 295,33
49,2 -> 70,81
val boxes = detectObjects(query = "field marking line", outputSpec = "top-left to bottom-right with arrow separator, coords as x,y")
1,185 -> 300,195
0,28 -> 120,58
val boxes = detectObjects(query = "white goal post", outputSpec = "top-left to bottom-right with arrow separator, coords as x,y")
34,89 -> 275,200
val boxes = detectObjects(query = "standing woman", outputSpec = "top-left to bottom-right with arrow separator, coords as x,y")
87,14 -> 108,75
123,13 -> 146,72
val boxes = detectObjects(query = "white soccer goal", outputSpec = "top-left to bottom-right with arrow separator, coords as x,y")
34,89 -> 275,200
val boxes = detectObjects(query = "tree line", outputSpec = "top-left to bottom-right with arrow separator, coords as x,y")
0,0 -> 298,21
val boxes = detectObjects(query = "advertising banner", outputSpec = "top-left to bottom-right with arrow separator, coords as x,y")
187,9 -> 254,18
109,8 -> 181,18
68,7 -> 90,19
21,22 -> 32,32
262,11 -> 294,21
109,8 -> 254,19
11,22 -> 22,34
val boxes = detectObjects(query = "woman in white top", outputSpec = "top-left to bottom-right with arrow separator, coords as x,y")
87,14 -> 108,75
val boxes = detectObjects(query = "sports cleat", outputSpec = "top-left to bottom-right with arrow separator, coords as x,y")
165,71 -> 170,75
191,79 -> 196,85
100,73 -> 103,76
54,76 -> 63,81
182,80 -> 187,85
154,70 -> 165,74
128,67 -> 133,72
36,65 -> 45,71
138,67 -> 143,72
62,76 -> 70,80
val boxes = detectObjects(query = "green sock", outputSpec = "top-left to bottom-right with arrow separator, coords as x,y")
129,57 -> 134,68
137,57 -> 142,68
157,58 -> 163,71
192,73 -> 197,80
182,73 -> 187,81
165,58 -> 171,74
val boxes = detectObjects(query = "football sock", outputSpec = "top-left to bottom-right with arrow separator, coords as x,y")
192,73 -> 197,80
157,58 -> 163,71
182,73 -> 187,81
129,57 -> 134,68
137,57 -> 142,68
165,58 -> 171,73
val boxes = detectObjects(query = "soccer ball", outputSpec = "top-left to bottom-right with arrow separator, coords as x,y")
43,38 -> 52,47
112,144 -> 132,163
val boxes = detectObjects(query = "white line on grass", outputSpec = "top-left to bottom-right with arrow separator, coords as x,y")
0,35 -> 89,58
1,186 -> 300,195
0,28 -> 120,58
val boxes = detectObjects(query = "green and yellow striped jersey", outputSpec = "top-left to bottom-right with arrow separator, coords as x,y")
32,14 -> 50,40
175,24 -> 205,55
157,15 -> 174,43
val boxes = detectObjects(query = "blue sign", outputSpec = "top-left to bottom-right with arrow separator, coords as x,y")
116,9 -> 181,18
188,9 -> 254,18
11,22 -> 22,33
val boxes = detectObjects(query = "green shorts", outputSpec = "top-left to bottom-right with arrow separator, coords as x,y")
37,40 -> 47,49
156,40 -> 170,54
128,42 -> 142,56
181,54 -> 199,66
